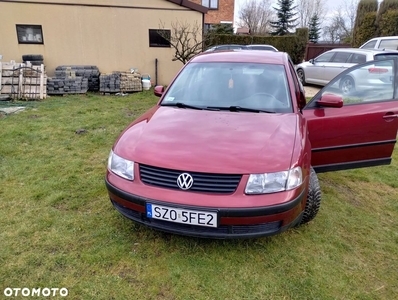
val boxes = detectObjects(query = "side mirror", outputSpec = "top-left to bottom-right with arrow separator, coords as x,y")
309,59 -> 314,64
154,85 -> 165,97
316,94 -> 343,108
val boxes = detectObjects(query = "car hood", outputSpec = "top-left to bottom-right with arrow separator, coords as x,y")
114,107 -> 298,174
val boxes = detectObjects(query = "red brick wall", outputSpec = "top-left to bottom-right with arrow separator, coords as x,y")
190,0 -> 234,24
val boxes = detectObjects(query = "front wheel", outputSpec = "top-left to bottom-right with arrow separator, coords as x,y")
297,69 -> 307,86
300,167 -> 321,224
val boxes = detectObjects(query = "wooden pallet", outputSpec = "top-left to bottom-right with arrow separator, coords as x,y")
0,61 -> 47,100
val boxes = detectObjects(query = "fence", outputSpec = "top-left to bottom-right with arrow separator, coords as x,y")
304,43 -> 352,61
0,61 -> 47,100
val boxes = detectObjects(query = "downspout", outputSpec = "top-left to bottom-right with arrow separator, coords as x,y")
202,10 -> 205,51
155,58 -> 158,86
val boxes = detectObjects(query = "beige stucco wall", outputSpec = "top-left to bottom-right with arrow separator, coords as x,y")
0,0 -> 204,85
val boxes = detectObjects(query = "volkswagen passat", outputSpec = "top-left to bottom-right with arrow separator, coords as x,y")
106,51 -> 398,238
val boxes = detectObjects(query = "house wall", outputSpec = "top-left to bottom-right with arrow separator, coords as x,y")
0,0 -> 203,85
190,0 -> 234,24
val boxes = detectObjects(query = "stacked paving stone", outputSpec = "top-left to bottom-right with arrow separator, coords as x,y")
47,77 -> 88,95
120,72 -> 142,92
54,65 -> 100,92
99,72 -> 121,93
100,71 -> 143,93
47,67 -> 89,95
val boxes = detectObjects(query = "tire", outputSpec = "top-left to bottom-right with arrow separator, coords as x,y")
339,76 -> 355,95
300,167 -> 321,224
24,60 -> 43,66
22,54 -> 43,61
296,68 -> 307,86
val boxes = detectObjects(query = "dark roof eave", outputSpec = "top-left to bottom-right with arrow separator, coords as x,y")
166,0 -> 208,14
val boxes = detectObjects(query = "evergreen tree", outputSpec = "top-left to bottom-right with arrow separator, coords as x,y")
376,0 -> 398,36
352,0 -> 378,47
270,0 -> 298,36
308,14 -> 321,43
210,23 -> 234,35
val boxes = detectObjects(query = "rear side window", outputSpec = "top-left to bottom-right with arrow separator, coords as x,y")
379,39 -> 398,50
332,52 -> 351,63
361,40 -> 377,49
349,54 -> 366,64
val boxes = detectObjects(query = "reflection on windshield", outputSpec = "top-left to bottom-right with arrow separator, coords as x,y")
161,62 -> 293,113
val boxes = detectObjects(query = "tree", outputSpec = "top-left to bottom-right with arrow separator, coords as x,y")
210,23 -> 234,35
378,9 -> 398,36
308,14 -> 321,43
296,0 -> 326,29
376,0 -> 398,36
322,0 -> 359,43
158,20 -> 212,65
238,0 -> 274,35
270,0 -> 298,36
352,0 -> 378,47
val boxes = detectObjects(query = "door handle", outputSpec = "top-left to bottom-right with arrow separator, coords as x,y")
383,113 -> 398,121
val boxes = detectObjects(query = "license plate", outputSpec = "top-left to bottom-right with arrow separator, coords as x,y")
146,203 -> 217,228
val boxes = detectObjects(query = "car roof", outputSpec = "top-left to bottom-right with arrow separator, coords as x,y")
192,50 -> 289,65
367,36 -> 398,41
247,44 -> 278,51
327,48 -> 398,54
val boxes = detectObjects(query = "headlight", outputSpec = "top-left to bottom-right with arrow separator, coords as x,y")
245,167 -> 302,194
107,150 -> 134,180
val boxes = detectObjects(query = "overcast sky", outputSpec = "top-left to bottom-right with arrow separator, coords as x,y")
234,0 -> 353,26
235,0 -> 349,15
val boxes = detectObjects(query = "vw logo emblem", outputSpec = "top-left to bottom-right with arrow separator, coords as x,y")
177,173 -> 194,190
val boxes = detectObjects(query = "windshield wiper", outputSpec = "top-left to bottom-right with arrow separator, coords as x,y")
162,102 -> 204,110
206,106 -> 275,113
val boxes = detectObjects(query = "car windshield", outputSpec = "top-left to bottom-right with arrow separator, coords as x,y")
161,62 -> 292,113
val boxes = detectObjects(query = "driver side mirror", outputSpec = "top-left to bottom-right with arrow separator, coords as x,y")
316,94 -> 343,108
154,85 -> 165,97
309,59 -> 314,64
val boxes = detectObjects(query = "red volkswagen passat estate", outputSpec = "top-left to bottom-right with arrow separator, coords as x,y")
105,50 -> 398,238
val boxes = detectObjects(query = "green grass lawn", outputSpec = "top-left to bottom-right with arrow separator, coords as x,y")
0,91 -> 397,299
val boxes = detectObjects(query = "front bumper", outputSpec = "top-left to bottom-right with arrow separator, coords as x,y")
105,179 -> 306,239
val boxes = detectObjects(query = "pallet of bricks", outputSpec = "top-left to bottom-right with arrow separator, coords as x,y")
47,65 -> 100,95
99,71 -> 142,94
0,61 -> 47,100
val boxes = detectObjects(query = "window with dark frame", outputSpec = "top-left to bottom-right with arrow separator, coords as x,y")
202,0 -> 219,9
149,29 -> 171,48
16,24 -> 44,44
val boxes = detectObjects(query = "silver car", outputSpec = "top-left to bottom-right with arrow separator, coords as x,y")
296,48 -> 398,86
360,36 -> 398,50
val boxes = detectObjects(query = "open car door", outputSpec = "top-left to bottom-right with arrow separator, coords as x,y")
303,58 -> 398,173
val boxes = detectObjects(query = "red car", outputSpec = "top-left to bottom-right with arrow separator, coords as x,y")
105,51 -> 398,238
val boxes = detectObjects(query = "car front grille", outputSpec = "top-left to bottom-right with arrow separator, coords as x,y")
139,164 -> 242,194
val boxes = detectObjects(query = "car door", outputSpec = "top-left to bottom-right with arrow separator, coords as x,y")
319,51 -> 352,83
302,58 -> 398,173
305,51 -> 336,85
